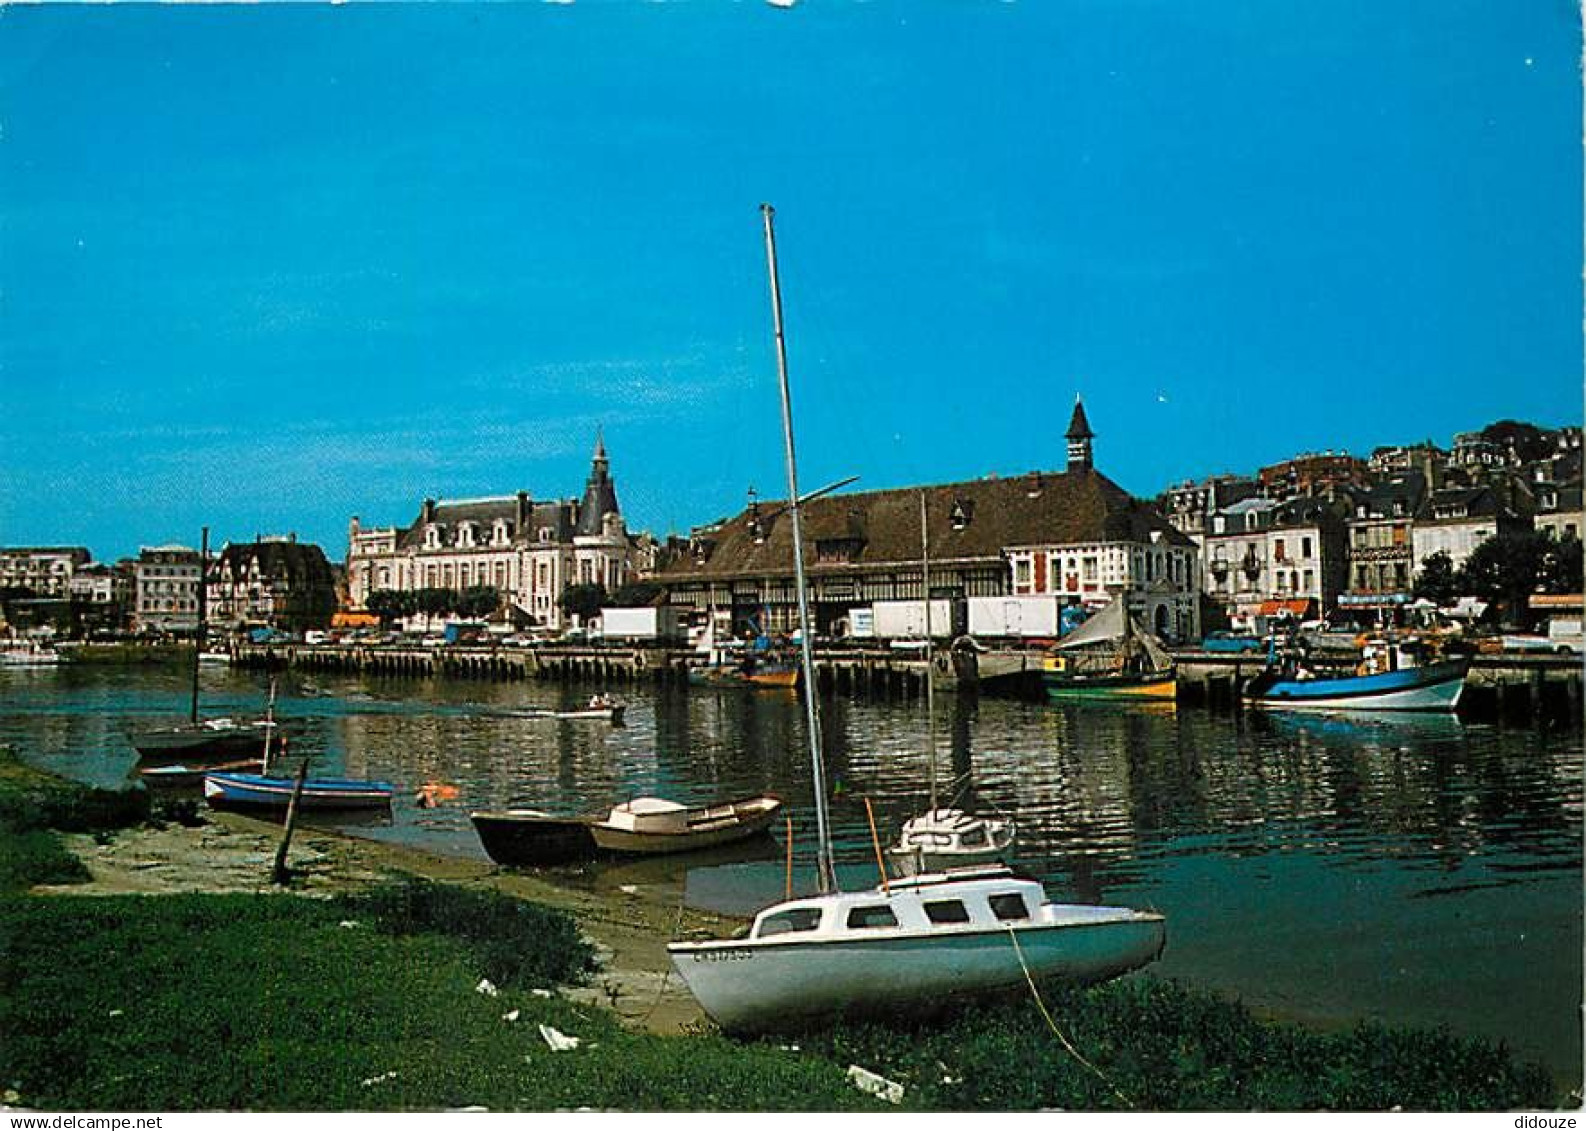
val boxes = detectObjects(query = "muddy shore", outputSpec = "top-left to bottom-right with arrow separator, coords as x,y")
35,810 -> 743,1034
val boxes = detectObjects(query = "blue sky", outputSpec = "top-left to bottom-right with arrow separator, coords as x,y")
1,1 -> 1579,563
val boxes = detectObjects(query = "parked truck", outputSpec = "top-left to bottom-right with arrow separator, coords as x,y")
597,606 -> 687,644
966,595 -> 1065,639
869,599 -> 954,640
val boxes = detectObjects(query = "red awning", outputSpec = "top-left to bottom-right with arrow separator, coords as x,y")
1257,599 -> 1314,617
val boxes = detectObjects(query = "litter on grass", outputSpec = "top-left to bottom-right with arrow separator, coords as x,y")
846,1064 -> 904,1105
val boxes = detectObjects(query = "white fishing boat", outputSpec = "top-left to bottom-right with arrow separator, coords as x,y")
0,641 -> 63,667
887,489 -> 1014,877
667,206 -> 1167,1033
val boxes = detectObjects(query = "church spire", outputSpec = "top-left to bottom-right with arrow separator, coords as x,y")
1066,396 -> 1095,471
577,428 -> 621,537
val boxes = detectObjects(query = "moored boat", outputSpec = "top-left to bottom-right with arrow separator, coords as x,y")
204,771 -> 396,811
589,794 -> 783,856
669,864 -> 1165,1033
668,206 -> 1167,1034
888,807 -> 1016,877
686,660 -> 799,689
469,810 -> 599,865
1244,654 -> 1469,713
1040,597 -> 1177,702
0,642 -> 63,668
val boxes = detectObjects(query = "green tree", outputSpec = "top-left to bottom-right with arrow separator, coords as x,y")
1412,551 -> 1460,607
1458,531 -> 1551,628
1537,533 -> 1583,596
415,587 -> 455,623
365,589 -> 415,625
609,581 -> 662,607
455,585 -> 501,619
559,582 -> 607,623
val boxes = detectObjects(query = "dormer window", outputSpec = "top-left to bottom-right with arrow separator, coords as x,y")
815,538 -> 864,564
493,521 -> 511,545
950,499 -> 972,531
425,525 -> 441,549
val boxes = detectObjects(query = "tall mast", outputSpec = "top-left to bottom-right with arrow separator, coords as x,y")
190,526 -> 208,725
761,203 -> 836,894
920,490 -> 938,811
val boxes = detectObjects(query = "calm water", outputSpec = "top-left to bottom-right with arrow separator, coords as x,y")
2,663 -> 1581,1086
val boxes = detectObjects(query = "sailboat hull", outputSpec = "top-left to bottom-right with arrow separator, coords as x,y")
668,913 -> 1165,1033
1041,670 -> 1177,701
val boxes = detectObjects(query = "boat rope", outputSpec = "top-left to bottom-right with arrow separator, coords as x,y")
1004,925 -> 1133,1109
635,889 -> 690,1028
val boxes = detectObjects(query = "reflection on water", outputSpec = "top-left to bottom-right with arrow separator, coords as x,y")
1,664 -> 1580,1085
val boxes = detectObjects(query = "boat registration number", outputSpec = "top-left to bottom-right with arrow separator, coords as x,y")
693,948 -> 754,963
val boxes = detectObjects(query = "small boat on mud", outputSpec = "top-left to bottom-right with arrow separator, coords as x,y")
589,794 -> 783,856
204,771 -> 397,812
470,793 -> 782,864
469,810 -> 599,865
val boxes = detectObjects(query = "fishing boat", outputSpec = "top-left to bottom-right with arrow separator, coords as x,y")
1243,637 -> 1468,713
668,206 -> 1167,1033
887,490 -> 1014,877
687,660 -> 800,689
469,810 -> 600,866
1040,597 -> 1177,701
589,794 -> 783,856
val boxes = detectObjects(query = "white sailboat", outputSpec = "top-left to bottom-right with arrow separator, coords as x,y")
666,205 -> 1167,1034
887,489 -> 1015,876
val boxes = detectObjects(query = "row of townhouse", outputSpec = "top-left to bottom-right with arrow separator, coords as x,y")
1164,423 -> 1584,626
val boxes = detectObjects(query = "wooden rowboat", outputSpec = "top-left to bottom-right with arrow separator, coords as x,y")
588,794 -> 783,856
469,810 -> 599,866
203,771 -> 396,811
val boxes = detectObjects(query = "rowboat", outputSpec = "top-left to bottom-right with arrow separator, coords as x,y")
1244,656 -> 1469,712
669,206 -> 1167,1034
204,771 -> 396,811
140,756 -> 264,791
589,795 -> 783,856
469,810 -> 599,865
669,864 -> 1165,1033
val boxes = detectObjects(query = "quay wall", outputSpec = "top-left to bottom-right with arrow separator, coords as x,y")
231,643 -> 1582,723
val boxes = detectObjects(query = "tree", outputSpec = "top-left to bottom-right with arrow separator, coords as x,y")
456,585 -> 501,619
415,587 -> 455,624
1537,533 -> 1584,596
365,589 -> 415,625
560,582 -> 607,623
1412,552 -> 1460,607
1458,531 -> 1551,628
610,581 -> 662,607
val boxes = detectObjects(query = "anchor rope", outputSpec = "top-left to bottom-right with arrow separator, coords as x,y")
1004,925 -> 1133,1109
634,888 -> 690,1027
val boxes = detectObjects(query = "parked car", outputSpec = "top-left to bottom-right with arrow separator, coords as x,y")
1481,634 -> 1580,656
1201,631 -> 1265,654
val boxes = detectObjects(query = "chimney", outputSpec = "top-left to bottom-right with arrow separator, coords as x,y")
422,498 -> 437,523
516,491 -> 529,531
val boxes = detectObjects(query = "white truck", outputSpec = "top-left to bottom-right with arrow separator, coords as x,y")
596,606 -> 686,644
966,595 -> 1063,639
869,599 -> 954,640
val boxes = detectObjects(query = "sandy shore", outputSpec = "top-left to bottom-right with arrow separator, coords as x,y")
35,810 -> 745,1034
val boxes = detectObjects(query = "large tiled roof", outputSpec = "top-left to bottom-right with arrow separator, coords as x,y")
393,498 -> 576,551
655,468 -> 1190,581
215,540 -> 336,585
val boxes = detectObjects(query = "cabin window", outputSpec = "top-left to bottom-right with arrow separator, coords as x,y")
758,908 -> 823,937
924,900 -> 971,925
846,905 -> 899,930
958,827 -> 988,849
989,893 -> 1030,922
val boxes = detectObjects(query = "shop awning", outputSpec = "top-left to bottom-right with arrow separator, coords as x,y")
1257,599 -> 1314,617
331,611 -> 380,628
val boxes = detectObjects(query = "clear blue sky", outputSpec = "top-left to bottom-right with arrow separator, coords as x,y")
1,1 -> 1579,563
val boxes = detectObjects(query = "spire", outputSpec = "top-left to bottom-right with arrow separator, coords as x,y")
576,429 -> 621,537
1066,395 -> 1095,472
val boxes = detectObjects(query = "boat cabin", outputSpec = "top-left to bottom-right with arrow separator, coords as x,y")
891,808 -> 1006,854
746,866 -> 1117,942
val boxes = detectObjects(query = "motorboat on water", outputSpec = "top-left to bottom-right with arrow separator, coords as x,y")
0,641 -> 63,667
668,206 -> 1166,1033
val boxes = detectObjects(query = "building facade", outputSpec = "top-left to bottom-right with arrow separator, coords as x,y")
133,545 -> 202,634
0,547 -> 91,597
1410,486 -> 1527,574
346,435 -> 636,629
652,400 -> 1202,642
207,537 -> 340,633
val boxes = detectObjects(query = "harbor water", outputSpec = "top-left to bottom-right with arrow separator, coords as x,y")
2,663 -> 1580,1087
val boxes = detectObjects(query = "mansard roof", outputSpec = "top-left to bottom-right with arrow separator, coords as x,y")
654,468 -> 1190,581
394,497 -> 576,551
214,540 -> 336,586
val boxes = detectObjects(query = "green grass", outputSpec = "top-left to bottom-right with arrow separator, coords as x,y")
0,745 -> 147,893
0,879 -> 1561,1112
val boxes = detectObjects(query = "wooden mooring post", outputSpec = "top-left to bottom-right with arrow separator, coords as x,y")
271,758 -> 311,886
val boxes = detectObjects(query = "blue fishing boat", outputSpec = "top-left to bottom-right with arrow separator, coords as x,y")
204,771 -> 396,811
1244,637 -> 1468,713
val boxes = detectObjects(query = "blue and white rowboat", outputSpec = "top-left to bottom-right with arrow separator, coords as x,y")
203,771 -> 396,811
1244,657 -> 1469,713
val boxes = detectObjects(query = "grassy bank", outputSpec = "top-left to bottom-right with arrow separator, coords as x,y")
0,746 -> 147,893
0,878 -> 1559,1112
